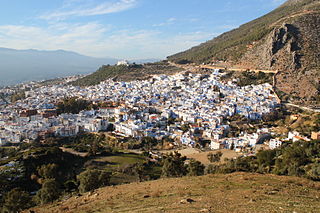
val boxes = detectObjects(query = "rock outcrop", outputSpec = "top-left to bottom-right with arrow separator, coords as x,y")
168,0 -> 320,105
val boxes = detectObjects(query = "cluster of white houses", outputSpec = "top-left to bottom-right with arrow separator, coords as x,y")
0,69 -> 293,152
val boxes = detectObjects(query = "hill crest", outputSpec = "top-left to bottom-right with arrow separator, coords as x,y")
28,172 -> 320,213
167,0 -> 320,105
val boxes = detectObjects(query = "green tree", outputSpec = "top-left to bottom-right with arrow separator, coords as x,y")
56,97 -> 92,114
10,92 -> 26,103
133,162 -> 151,182
88,135 -> 105,156
187,159 -> 205,176
2,188 -> 33,213
141,137 -> 158,151
161,152 -> 187,177
35,179 -> 60,204
37,163 -> 59,179
305,162 -> 320,181
230,143 -> 235,150
274,141 -> 310,176
207,151 -> 223,163
206,164 -> 220,174
77,169 -> 111,193
256,149 -> 276,173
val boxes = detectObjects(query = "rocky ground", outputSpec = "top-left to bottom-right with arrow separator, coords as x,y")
28,172 -> 320,213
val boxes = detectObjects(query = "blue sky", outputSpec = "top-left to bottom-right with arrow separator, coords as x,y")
0,0 -> 286,59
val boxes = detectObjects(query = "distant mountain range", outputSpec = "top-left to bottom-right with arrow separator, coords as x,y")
168,0 -> 320,105
0,48 -> 120,86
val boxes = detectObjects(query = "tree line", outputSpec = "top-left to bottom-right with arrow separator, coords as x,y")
1,138 -> 319,212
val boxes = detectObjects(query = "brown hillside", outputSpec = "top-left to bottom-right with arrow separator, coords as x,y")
238,11 -> 320,104
168,0 -> 320,105
28,173 -> 320,213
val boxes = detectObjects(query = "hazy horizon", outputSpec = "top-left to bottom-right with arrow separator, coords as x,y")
0,0 -> 286,59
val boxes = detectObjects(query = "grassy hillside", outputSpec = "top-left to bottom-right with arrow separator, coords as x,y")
29,172 -> 320,213
71,61 -> 183,86
167,0 -> 319,64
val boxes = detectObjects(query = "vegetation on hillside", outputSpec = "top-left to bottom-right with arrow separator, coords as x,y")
61,133 -> 107,154
1,131 -> 319,212
77,169 -> 111,193
71,61 -> 183,87
167,0 -> 319,64
56,97 -> 94,114
207,140 -> 320,181
221,71 -> 274,86
0,136 -> 138,212
30,173 -> 320,213
10,91 -> 26,103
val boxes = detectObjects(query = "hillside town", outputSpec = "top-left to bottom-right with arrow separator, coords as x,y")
0,69 -> 288,152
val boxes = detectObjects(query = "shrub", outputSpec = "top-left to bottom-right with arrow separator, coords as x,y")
206,164 -> 220,174
77,169 -> 111,193
161,152 -> 187,177
305,163 -> 320,181
187,159 -> 205,176
35,179 -> 60,204
207,151 -> 223,163
37,163 -> 59,179
2,188 -> 33,212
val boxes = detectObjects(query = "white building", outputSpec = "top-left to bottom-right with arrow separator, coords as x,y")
117,60 -> 129,66
269,139 -> 282,149
210,140 -> 223,150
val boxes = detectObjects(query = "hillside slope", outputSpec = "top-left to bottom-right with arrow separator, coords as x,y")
29,173 -> 320,213
168,0 -> 320,105
71,61 -> 183,86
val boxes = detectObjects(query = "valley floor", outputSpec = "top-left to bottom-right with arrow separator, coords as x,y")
28,172 -> 320,213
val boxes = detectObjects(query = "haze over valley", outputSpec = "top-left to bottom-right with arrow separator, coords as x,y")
1,1 -> 320,213
0,48 -> 118,86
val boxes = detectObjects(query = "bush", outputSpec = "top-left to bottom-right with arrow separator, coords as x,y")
56,97 -> 93,114
35,179 -> 60,204
256,149 -> 277,173
161,152 -> 187,177
187,159 -> 205,176
37,163 -> 59,179
2,188 -> 33,213
210,140 -> 320,180
206,164 -> 220,174
207,151 -> 223,163
77,169 -> 111,193
305,163 -> 320,181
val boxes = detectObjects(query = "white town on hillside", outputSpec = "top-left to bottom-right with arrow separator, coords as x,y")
1,68 -> 310,153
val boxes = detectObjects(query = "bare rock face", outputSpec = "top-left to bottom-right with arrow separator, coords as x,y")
238,13 -> 320,104
269,23 -> 301,70
168,0 -> 320,105
275,14 -> 320,104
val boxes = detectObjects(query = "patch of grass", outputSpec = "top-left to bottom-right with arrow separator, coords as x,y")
93,152 -> 145,169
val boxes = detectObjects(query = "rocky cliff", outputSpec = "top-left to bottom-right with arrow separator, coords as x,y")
168,0 -> 320,105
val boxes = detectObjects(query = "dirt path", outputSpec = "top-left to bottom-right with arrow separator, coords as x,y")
59,147 -> 88,157
284,103 -> 320,113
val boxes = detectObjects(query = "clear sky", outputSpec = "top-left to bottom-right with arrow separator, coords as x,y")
0,0 -> 287,59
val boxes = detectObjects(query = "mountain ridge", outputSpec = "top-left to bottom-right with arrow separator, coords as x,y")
0,47 -> 118,87
167,0 -> 320,105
